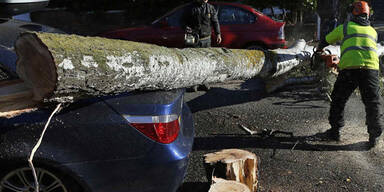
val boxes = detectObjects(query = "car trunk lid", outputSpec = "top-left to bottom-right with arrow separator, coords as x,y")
102,89 -> 185,144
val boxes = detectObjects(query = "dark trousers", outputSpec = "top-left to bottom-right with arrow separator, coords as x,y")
194,38 -> 211,48
329,69 -> 383,137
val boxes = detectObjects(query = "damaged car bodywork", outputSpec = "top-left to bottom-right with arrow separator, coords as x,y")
0,2 -> 194,192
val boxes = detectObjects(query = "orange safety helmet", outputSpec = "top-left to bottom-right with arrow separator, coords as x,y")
352,1 -> 370,16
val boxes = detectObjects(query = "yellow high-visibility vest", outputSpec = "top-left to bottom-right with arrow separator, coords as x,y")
326,21 -> 379,70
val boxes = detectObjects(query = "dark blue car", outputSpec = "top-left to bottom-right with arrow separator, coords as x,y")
0,7 -> 194,192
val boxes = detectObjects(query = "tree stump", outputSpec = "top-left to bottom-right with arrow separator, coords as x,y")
208,178 -> 250,192
204,149 -> 259,192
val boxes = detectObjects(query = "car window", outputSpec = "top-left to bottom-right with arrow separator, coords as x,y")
218,5 -> 256,25
167,7 -> 187,27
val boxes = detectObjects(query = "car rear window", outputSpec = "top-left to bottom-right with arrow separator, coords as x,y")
167,8 -> 185,27
166,5 -> 191,27
219,5 -> 256,25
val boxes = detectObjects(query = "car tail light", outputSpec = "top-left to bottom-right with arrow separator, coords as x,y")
278,24 -> 285,40
124,114 -> 180,144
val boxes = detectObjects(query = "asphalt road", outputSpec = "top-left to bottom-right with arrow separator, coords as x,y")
178,78 -> 384,192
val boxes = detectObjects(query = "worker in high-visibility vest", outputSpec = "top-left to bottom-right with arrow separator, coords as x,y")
316,1 -> 383,148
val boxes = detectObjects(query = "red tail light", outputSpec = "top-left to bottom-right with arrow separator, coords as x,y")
125,115 -> 180,144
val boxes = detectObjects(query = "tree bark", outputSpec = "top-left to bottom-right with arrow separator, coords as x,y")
204,149 -> 259,192
15,32 -> 311,103
8,32 -> 384,118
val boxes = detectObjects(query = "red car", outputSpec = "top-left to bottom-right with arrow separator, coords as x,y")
101,2 -> 287,49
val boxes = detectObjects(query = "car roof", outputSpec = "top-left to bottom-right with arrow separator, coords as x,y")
210,1 -> 260,14
152,1 -> 264,25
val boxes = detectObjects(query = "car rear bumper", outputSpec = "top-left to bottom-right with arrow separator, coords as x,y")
64,156 -> 189,192
63,104 -> 194,192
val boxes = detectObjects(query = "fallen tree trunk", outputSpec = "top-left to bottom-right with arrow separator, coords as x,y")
15,32 -> 312,103
5,32 -> 384,117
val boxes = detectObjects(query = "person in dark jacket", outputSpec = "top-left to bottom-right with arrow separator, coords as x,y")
184,0 -> 222,92
184,0 -> 222,48
315,1 -> 383,148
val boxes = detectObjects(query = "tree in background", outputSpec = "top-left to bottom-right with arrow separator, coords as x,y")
329,0 -> 373,23
285,0 -> 316,24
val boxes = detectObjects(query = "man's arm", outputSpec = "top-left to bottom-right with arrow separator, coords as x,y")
210,5 -> 222,44
317,25 -> 343,51
210,5 -> 221,35
325,25 -> 343,45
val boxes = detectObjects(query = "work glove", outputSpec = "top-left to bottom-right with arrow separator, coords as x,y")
315,47 -> 325,54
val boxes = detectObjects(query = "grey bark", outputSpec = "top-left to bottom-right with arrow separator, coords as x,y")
15,32 -> 312,103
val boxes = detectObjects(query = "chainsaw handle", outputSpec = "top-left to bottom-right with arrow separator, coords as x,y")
310,48 -> 321,70
323,49 -> 332,55
313,47 -> 332,55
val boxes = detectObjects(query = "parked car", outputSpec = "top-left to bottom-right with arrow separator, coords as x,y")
0,17 -> 64,74
0,0 -> 49,18
101,2 -> 287,49
0,82 -> 194,192
0,3 -> 194,192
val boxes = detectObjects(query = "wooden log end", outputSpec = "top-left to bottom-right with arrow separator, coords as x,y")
204,149 -> 257,164
208,178 -> 251,192
15,32 -> 57,101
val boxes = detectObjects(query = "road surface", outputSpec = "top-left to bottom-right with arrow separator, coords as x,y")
179,78 -> 384,192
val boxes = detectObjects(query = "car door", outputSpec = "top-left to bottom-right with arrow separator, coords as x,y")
217,5 -> 258,48
156,6 -> 189,48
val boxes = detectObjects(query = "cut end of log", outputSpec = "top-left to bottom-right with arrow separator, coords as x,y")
15,32 -> 57,101
204,149 -> 259,192
209,178 -> 251,192
0,79 -> 40,118
204,149 -> 257,164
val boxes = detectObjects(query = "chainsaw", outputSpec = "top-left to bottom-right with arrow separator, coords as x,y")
311,48 -> 340,70
311,48 -> 340,101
